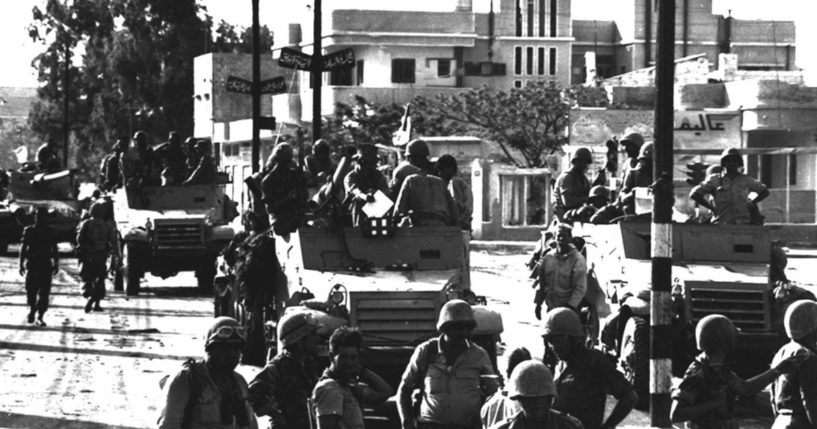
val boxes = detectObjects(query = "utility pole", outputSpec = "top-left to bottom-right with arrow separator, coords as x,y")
63,41 -> 70,168
650,0 -> 675,427
251,0 -> 261,173
312,0 -> 322,140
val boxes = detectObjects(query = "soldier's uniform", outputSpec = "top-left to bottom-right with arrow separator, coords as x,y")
37,141 -> 61,173
672,354 -> 740,429
261,143 -> 307,234
19,210 -> 58,325
344,144 -> 389,226
155,138 -> 188,186
394,173 -> 459,227
76,202 -> 119,312
247,351 -> 319,429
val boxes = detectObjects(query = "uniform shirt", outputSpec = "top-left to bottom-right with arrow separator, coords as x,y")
390,162 -> 422,198
155,143 -> 189,185
671,354 -> 739,429
690,173 -> 767,225
535,246 -> 587,309
248,351 -> 318,429
395,173 -> 458,226
770,341 -> 817,427
490,410 -> 584,429
305,156 -> 337,189
448,176 -> 473,229
344,166 -> 389,226
186,154 -> 217,185
481,390 -> 521,429
552,347 -> 633,429
313,371 -> 365,429
261,163 -> 306,216
399,336 -> 494,427
21,224 -> 57,265
101,152 -> 122,189
552,170 -> 591,221
76,217 -> 116,256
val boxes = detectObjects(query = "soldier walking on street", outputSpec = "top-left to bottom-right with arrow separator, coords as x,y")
19,207 -> 58,326
76,201 -> 119,313
533,224 -> 587,320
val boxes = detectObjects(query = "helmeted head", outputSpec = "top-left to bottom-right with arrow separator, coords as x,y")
588,185 -> 610,206
204,316 -> 247,350
277,311 -> 320,348
353,144 -> 379,168
435,154 -> 458,182
637,142 -> 654,161
272,142 -> 294,165
507,361 -> 556,422
405,139 -> 430,159
89,201 -> 106,219
115,137 -> 129,152
312,139 -> 330,158
620,133 -> 645,158
542,307 -> 584,360
695,314 -> 738,354
571,147 -> 593,167
133,131 -> 148,149
437,299 -> 477,332
184,137 -> 197,152
784,300 -> 817,341
168,131 -> 182,147
195,139 -> 211,155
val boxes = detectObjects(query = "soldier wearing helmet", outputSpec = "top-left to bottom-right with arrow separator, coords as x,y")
398,299 -> 496,429
533,224 -> 587,320
249,311 -> 322,429
552,147 -> 593,222
541,308 -> 637,429
260,142 -> 307,234
770,300 -> 817,428
671,314 -> 802,429
618,141 -> 654,216
183,139 -> 217,185
562,185 -> 610,223
305,139 -> 337,190
394,163 -> 459,227
480,347 -> 532,428
120,130 -> 159,188
619,133 -> 644,174
491,360 -> 583,429
100,137 -> 128,191
154,131 -> 188,186
390,139 -> 431,199
76,200 -> 119,311
344,144 -> 389,226
19,207 -> 59,326
158,317 -> 256,429
690,147 -> 769,225
36,138 -> 61,173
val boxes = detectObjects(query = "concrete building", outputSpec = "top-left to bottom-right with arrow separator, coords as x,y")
571,0 -> 796,84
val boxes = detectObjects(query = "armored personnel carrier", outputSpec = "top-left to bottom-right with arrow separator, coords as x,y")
111,182 -> 236,295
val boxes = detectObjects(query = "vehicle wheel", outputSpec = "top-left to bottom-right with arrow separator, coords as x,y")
123,244 -> 142,296
620,315 -> 650,411
195,256 -> 217,295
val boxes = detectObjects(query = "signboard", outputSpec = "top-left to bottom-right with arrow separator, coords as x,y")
673,111 -> 741,151
279,47 -> 312,71
260,76 -> 286,95
258,116 -> 276,130
322,49 -> 355,71
225,76 -> 252,94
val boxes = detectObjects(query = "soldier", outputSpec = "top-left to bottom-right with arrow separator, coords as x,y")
543,308 -> 638,429
37,138 -> 61,173
552,148 -> 592,222
158,317 -> 257,429
690,148 -> 770,225
619,142 -> 653,215
390,139 -> 432,199
19,207 -> 58,326
398,299 -> 496,429
248,312 -> 321,429
671,314 -> 802,429
491,360 -> 584,429
344,144 -> 389,226
261,143 -> 307,235
436,154 -> 473,230
619,133 -> 644,176
563,185 -> 609,224
305,139 -> 337,190
183,140 -> 217,186
120,130 -> 157,188
312,326 -> 393,429
184,137 -> 199,175
100,137 -> 128,191
481,347 -> 532,428
771,300 -> 817,428
76,201 -> 119,313
533,224 -> 587,320
155,131 -> 189,186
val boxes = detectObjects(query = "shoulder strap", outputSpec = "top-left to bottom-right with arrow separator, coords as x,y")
181,358 -> 202,429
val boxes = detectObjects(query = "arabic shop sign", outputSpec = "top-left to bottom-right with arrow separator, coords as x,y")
673,111 -> 740,150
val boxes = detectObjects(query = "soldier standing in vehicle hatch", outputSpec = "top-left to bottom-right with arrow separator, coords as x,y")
76,201 -> 119,313
19,207 -> 59,326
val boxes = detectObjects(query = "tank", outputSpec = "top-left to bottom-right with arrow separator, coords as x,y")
577,221 -> 813,409
0,169 -> 82,251
111,181 -> 236,295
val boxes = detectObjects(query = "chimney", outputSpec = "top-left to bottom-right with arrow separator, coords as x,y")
455,0 -> 472,12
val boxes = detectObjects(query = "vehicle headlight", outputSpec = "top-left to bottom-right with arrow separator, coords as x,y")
330,284 -> 346,305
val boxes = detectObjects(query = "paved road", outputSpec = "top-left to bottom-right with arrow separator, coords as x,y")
0,244 -> 813,428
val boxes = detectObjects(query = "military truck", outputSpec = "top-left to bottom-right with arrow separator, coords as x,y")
111,182 -> 236,295
0,169 -> 82,252
576,221 -> 811,409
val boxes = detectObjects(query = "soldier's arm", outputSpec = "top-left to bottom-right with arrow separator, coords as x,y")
397,343 -> 426,425
567,256 -> 588,308
747,178 -> 770,204
560,175 -> 588,209
247,366 -> 282,417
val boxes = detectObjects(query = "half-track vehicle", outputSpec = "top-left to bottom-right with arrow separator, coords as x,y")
0,169 -> 81,251
576,221 -> 812,408
112,182 -> 236,295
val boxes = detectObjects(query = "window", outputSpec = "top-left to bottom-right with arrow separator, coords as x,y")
527,0 -> 534,37
356,60 -> 364,85
515,0 -> 522,36
549,47 -> 557,75
789,154 -> 798,185
538,0 -> 545,37
391,59 -> 415,83
526,47 -> 534,75
514,80 -> 523,88
538,47 -> 545,75
514,47 -> 522,75
330,67 -> 353,86
437,59 -> 452,77
550,0 -> 557,37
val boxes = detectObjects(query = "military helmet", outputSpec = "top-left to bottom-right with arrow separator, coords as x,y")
638,142 -> 654,160
507,360 -> 556,399
354,144 -> 379,162
542,307 -> 584,338
436,299 -> 476,331
620,133 -> 645,149
312,139 -> 330,155
89,201 -> 106,218
588,185 -> 610,201
133,130 -> 147,144
720,148 -> 743,167
184,137 -> 197,148
204,316 -> 247,350
571,147 -> 593,164
405,139 -> 430,158
272,142 -> 294,163
277,311 -> 320,347
784,300 -> 817,340
195,139 -> 211,152
695,314 -> 737,353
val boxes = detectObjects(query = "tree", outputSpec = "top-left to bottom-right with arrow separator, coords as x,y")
413,81 -> 593,168
322,95 -> 408,150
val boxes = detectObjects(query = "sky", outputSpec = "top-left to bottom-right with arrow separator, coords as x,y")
2,0 -> 816,88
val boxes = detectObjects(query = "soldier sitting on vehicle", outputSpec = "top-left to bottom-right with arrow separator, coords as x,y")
390,139 -> 432,200
261,142 -> 307,234
37,138 -> 61,173
619,142 -> 654,216
305,139 -> 337,191
436,154 -> 473,230
120,130 -> 158,188
183,139 -> 217,186
562,185 -> 612,224
619,133 -> 644,177
690,148 -> 769,225
393,167 -> 459,227
552,147 -> 593,222
155,131 -> 189,186
344,144 -> 389,227
100,137 -> 128,191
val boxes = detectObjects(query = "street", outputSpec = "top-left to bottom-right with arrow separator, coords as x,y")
0,243 -> 815,428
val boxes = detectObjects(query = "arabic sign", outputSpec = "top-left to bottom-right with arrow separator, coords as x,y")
322,49 -> 355,71
260,77 -> 286,95
278,47 -> 312,71
225,76 -> 253,94
673,111 -> 741,150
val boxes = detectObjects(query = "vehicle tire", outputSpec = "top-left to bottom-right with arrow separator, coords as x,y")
196,256 -> 217,295
620,315 -> 650,411
123,244 -> 142,296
